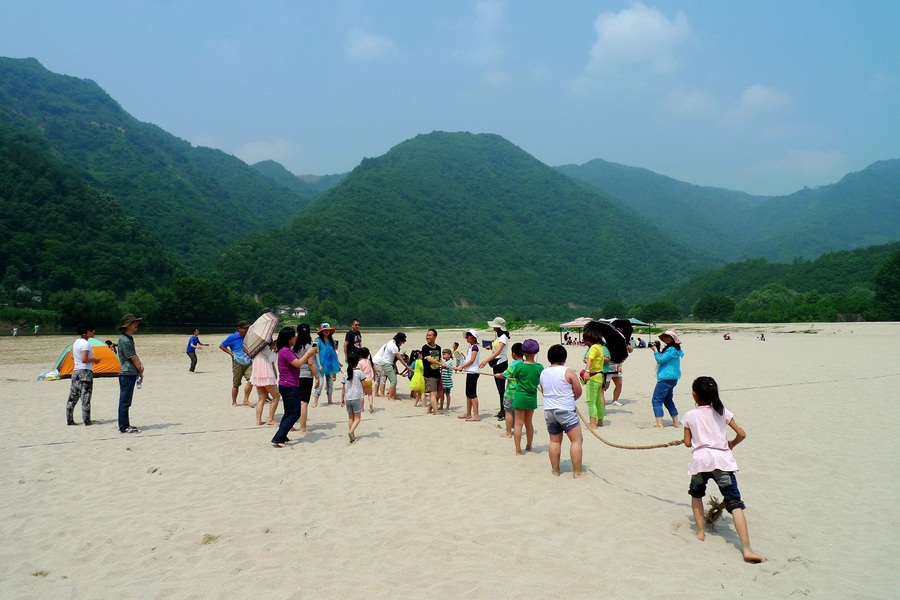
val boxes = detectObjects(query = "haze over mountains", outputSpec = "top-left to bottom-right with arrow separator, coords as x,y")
1,56 -> 898,323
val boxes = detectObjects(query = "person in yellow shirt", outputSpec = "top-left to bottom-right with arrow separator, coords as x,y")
582,329 -> 609,429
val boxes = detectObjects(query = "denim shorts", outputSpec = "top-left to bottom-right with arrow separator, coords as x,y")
544,408 -> 580,435
345,398 -> 362,414
688,469 -> 746,512
502,396 -> 513,413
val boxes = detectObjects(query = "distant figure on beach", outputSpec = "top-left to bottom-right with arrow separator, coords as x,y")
341,354 -> 367,443
313,323 -> 341,406
636,338 -> 646,348
219,321 -> 253,407
440,348 -> 454,411
495,342 -> 524,439
357,347 -> 375,414
185,328 -> 209,372
606,328 -> 631,407
373,333 -> 411,402
452,341 -> 464,367
116,314 -> 144,434
723,332 -> 731,340
344,318 -> 362,361
683,376 -> 763,563
409,350 -> 425,406
66,323 -> 100,426
650,329 -> 683,428
507,339 -> 543,455
540,344 -> 584,478
582,328 -> 607,429
292,324 -> 319,433
454,329 -> 481,421
34,324 -> 40,335
421,329 -> 443,415
481,317 -> 510,422
759,333 -> 766,341
12,326 -> 18,337
251,340 -> 281,426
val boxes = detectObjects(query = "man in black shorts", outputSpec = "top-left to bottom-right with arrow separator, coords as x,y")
421,328 -> 443,415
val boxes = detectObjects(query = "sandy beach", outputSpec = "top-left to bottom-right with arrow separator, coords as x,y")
1,322 -> 898,599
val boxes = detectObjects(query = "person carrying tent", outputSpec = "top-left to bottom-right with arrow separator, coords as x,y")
66,323 -> 101,426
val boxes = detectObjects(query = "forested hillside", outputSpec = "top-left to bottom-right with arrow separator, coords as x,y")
557,158 -> 900,262
744,160 -> 900,259
0,57 -> 315,269
556,159 -> 767,260
216,132 -> 714,325
0,123 -> 183,295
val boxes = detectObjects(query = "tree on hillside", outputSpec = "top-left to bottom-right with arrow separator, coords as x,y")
602,299 -> 628,318
874,250 -> 900,320
693,294 -> 736,321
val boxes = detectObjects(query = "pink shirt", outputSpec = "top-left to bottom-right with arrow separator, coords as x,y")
682,405 -> 740,475
358,358 -> 373,381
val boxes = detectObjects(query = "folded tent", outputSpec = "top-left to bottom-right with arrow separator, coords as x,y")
54,337 -> 120,378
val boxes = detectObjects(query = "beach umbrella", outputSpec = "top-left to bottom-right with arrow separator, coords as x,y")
611,318 -> 634,342
584,320 -> 631,364
243,312 -> 279,359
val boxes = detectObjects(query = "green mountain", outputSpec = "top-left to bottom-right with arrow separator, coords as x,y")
556,159 -> 767,260
556,158 -> 900,262
666,241 -> 900,313
745,160 -> 900,259
0,57 -> 314,269
0,122 -> 182,295
216,131 -> 715,325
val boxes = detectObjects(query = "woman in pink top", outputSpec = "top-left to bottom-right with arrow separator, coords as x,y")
682,376 -> 763,563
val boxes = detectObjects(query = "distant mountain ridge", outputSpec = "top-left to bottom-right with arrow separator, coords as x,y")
556,157 -> 900,261
216,131 -> 715,324
0,57 -> 317,269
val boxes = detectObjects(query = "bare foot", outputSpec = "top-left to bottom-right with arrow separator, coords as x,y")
695,529 -> 705,541
299,428 -> 307,434
266,421 -> 277,426
672,420 -> 681,428
742,548 -> 764,563
272,442 -> 285,448
500,433 -> 512,438
458,415 -> 471,419
312,400 -> 318,408
466,417 -> 481,422
290,427 -> 299,431
242,402 -> 252,407
256,422 -> 264,426
551,469 -> 561,477
232,402 -> 238,406
588,424 -> 597,431
573,470 -> 585,479
655,424 -> 663,428
525,445 -> 532,452
515,450 -> 523,455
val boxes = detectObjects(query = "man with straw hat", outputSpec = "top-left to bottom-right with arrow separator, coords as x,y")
116,314 -> 144,434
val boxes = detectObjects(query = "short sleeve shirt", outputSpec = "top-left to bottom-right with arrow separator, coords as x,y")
421,343 -> 442,378
221,331 -> 251,365
72,338 -> 93,371
117,333 -> 139,376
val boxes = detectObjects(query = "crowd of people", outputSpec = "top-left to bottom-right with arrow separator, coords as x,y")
60,315 -> 762,562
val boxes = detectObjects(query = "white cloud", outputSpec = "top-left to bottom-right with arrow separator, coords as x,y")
754,149 -> 845,176
732,84 -> 793,118
456,1 -> 511,86
345,28 -> 398,62
587,2 -> 690,75
659,88 -> 720,117
235,138 -> 296,165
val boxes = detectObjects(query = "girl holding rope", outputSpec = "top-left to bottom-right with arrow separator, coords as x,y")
683,376 -> 763,563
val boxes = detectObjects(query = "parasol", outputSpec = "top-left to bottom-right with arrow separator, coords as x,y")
611,318 -> 634,343
584,320 -> 631,364
243,312 -> 280,359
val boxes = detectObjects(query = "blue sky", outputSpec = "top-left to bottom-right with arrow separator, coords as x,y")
2,1 -> 898,195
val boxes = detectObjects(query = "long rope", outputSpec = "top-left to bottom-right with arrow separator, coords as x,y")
575,407 -> 683,450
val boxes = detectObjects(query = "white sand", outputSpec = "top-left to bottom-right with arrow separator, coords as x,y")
1,322 -> 898,598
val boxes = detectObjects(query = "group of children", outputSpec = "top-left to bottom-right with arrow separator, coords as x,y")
261,324 -> 763,563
